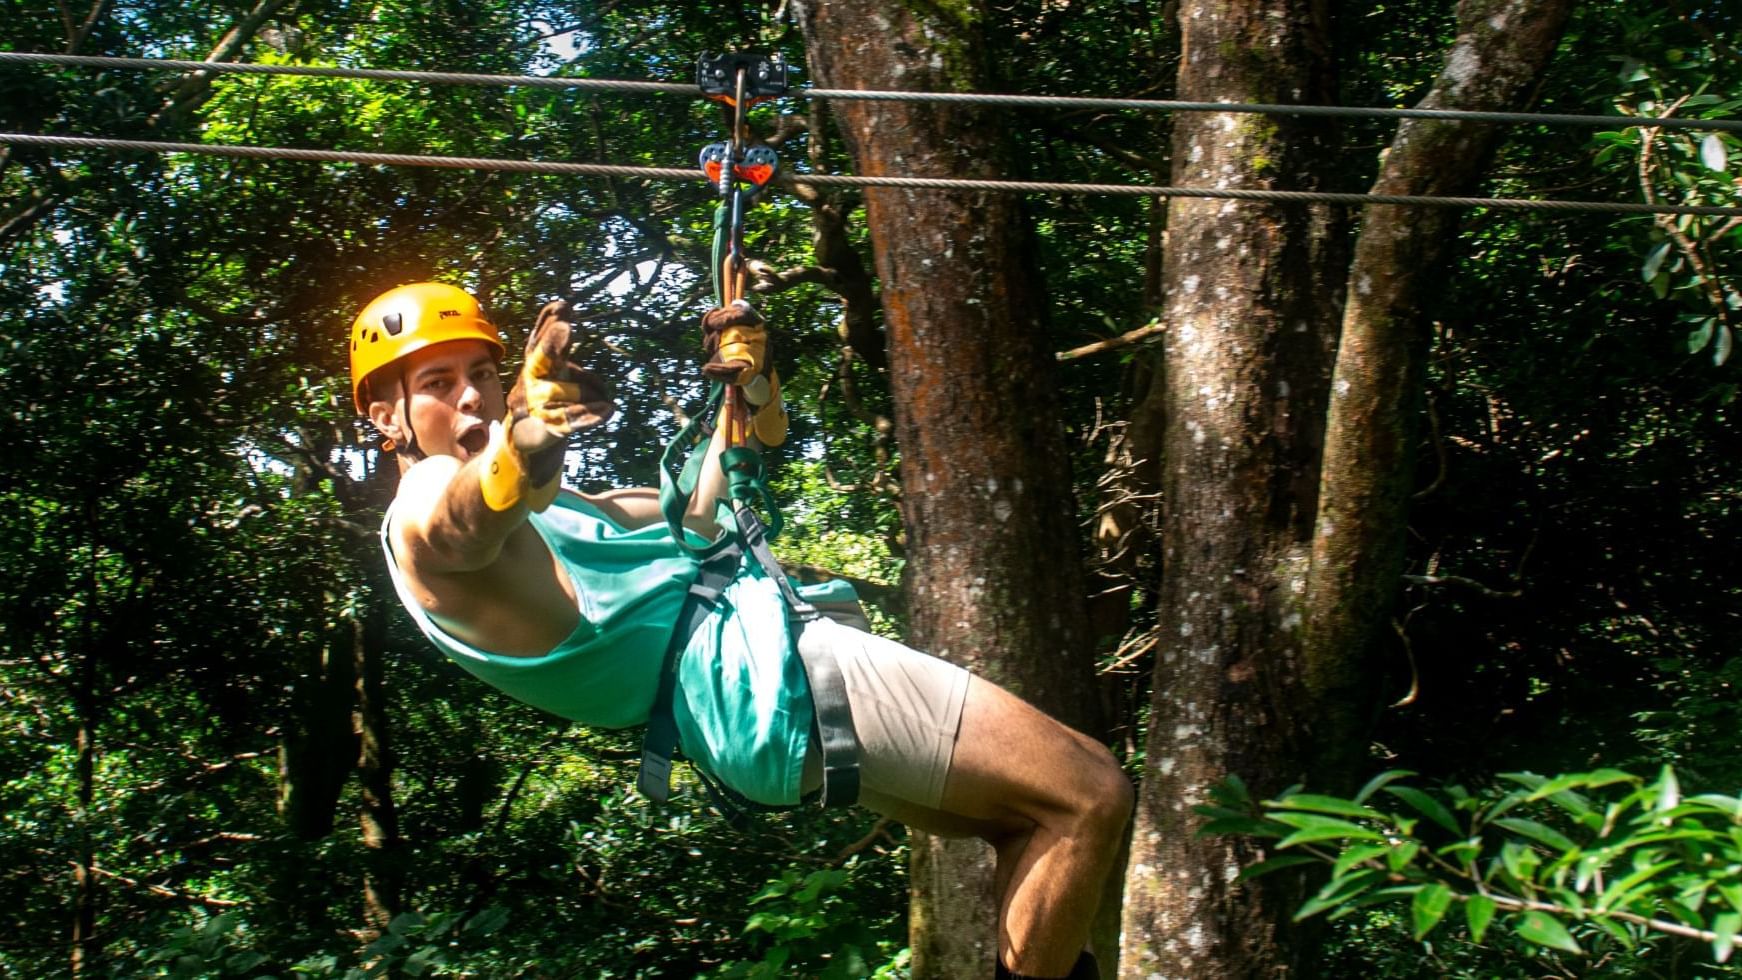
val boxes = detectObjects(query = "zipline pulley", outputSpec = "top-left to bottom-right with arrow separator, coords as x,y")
696,51 -> 789,106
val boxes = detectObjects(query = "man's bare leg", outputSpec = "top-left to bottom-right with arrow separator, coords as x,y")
862,676 -> 1132,978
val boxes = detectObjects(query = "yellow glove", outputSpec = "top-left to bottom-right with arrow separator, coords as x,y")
700,300 -> 786,446
480,300 -> 615,512
701,299 -> 767,385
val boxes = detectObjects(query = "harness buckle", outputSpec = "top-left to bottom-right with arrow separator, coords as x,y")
637,750 -> 674,803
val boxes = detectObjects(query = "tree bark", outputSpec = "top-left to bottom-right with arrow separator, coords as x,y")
791,4 -> 1101,977
71,497 -> 101,979
354,590 -> 403,939
278,604 -> 360,840
1302,0 -> 1574,786
1118,1 -> 1345,976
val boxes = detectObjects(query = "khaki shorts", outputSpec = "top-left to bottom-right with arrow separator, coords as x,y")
797,617 -> 971,810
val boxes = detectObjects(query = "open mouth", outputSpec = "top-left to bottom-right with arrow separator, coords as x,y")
457,425 -> 490,458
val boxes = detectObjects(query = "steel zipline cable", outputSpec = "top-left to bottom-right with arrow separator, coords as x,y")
4,52 -> 1740,217
5,132 -> 1741,217
4,51 -> 1742,134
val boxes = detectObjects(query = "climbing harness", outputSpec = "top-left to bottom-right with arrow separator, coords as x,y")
638,52 -> 861,822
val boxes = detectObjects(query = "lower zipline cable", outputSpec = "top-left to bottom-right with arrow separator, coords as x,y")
3,131 -> 1740,218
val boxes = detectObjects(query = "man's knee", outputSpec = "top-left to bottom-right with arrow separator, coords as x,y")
1074,744 -> 1134,845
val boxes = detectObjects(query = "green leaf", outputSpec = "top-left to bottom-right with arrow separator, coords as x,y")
1271,793 -> 1384,820
1412,883 -> 1453,940
1494,817 -> 1578,852
387,912 -> 424,937
1688,318 -> 1717,353
1688,793 -> 1742,817
1715,325 -> 1733,367
1198,816 -> 1286,839
1385,786 -> 1462,835
1295,870 -> 1388,921
1590,915 -> 1638,950
1353,770 -> 1418,805
1718,881 -> 1742,915
1499,840 -> 1540,884
1334,843 -> 1390,879
1703,133 -> 1730,173
1437,839 -> 1481,868
1387,840 -> 1422,873
1514,910 -> 1583,955
1642,241 -> 1672,282
1237,854 -> 1320,881
1656,766 -> 1682,814
1595,859 -> 1678,912
1715,912 -> 1741,963
1208,774 -> 1252,809
1465,894 -> 1497,943
1273,814 -> 1387,848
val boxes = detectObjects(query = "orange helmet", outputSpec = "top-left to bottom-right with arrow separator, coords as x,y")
349,282 -> 506,412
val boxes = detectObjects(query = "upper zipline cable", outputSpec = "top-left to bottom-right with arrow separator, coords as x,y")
5,132 -> 1740,217
4,51 -> 1742,134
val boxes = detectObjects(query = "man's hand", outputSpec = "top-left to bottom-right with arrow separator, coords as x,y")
508,300 -> 616,456
700,299 -> 767,385
481,300 -> 615,513
699,299 -> 786,446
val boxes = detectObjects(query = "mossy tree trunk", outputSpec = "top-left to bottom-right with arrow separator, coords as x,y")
1119,1 -> 1576,975
1117,1 -> 1346,976
792,3 -> 1101,977
1302,0 -> 1575,787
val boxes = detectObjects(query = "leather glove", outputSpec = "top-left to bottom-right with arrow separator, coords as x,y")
480,300 -> 615,512
701,299 -> 768,386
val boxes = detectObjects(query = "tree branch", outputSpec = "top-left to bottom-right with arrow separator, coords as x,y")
1056,320 -> 1165,362
1401,573 -> 1523,599
80,863 -> 244,909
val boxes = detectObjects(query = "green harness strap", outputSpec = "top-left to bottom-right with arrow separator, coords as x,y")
649,385 -> 860,818
643,111 -> 857,817
659,384 -> 783,554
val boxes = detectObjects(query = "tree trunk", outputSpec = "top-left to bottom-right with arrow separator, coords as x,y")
1118,1 -> 1345,976
70,697 -> 97,978
1302,0 -> 1575,787
354,590 -> 403,939
71,497 -> 101,978
278,607 -> 360,840
792,4 -> 1100,977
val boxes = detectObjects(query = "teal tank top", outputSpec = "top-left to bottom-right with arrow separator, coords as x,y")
380,492 -> 829,805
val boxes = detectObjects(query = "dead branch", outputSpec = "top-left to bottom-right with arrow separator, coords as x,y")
1056,320 -> 1166,362
82,863 -> 244,909
1389,617 -> 1421,707
1412,394 -> 1448,500
1101,627 -> 1161,674
1402,573 -> 1523,599
831,818 -> 897,865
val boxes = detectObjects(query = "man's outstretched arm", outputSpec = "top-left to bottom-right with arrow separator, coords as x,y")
396,300 -> 614,573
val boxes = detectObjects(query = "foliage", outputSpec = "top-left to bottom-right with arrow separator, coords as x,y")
702,864 -> 909,979
1206,767 -> 1742,976
1,0 -> 1741,976
1593,7 -> 1742,369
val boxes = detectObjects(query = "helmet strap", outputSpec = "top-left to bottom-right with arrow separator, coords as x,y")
397,369 -> 424,461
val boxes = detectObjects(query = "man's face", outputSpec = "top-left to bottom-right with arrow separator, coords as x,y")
370,339 -> 505,461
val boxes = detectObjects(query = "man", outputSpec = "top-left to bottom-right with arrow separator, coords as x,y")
353,281 -> 1131,980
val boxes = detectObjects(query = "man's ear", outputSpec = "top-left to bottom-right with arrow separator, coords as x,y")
367,398 -> 404,446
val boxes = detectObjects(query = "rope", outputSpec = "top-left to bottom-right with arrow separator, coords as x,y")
5,132 -> 1740,217
4,51 -> 1740,134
